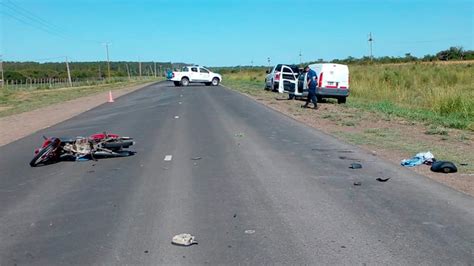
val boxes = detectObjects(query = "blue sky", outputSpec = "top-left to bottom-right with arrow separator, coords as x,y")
1,0 -> 473,66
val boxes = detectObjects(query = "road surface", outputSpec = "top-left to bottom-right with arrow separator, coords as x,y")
0,82 -> 473,264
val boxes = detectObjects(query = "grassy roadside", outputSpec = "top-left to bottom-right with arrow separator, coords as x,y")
0,78 -> 162,117
223,62 -> 474,131
222,64 -> 473,176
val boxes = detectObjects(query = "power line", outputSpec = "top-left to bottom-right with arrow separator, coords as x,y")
1,0 -> 100,44
0,9 -> 68,40
1,0 -> 69,38
5,0 -> 69,34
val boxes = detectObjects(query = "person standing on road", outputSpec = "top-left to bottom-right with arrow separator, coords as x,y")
301,65 -> 318,109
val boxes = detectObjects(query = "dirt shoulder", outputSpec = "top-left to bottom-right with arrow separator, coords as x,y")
0,81 -> 156,147
223,84 -> 473,197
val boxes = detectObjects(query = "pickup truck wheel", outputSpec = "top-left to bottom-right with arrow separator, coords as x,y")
173,81 -> 181,86
337,97 -> 347,104
211,78 -> 220,86
181,77 -> 189,86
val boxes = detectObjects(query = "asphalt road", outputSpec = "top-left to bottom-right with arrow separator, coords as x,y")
0,81 -> 473,265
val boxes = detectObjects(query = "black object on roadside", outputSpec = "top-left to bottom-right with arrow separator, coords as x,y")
191,157 -> 202,160
376,177 -> 391,182
349,163 -> 362,169
430,161 -> 457,173
353,181 -> 362,186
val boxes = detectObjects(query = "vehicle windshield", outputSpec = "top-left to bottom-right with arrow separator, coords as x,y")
282,65 -> 300,74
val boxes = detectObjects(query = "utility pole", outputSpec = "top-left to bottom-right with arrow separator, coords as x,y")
103,42 -> 111,79
267,57 -> 271,68
65,56 -> 72,87
154,62 -> 157,78
0,54 -> 4,88
368,33 -> 373,61
125,63 -> 131,81
139,60 -> 142,77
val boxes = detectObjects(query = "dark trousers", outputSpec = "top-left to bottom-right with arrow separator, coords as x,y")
305,90 -> 317,107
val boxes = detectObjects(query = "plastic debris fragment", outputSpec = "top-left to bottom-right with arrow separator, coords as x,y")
172,233 -> 197,246
349,163 -> 362,169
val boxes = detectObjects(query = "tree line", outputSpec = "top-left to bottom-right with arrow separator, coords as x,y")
3,47 -> 473,81
2,61 -> 177,82
329,46 -> 473,65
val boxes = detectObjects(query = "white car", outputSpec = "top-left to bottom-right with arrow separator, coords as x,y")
168,65 -> 222,86
265,64 -> 301,93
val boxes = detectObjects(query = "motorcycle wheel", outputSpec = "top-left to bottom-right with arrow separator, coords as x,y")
102,140 -> 134,150
29,142 -> 59,167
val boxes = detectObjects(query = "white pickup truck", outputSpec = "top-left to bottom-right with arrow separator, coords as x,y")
167,65 -> 222,86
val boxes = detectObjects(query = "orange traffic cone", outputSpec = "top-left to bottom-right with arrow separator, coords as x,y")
108,90 -> 115,103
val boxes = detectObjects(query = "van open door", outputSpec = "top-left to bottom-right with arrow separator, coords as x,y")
280,65 -> 298,94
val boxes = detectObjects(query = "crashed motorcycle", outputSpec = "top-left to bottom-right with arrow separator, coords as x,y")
30,132 -> 135,167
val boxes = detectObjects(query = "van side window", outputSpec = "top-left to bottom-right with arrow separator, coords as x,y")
191,67 -> 198,72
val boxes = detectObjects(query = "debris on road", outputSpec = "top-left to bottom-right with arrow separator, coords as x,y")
430,161 -> 458,173
191,156 -> 202,160
353,181 -> 362,186
349,163 -> 362,169
244,229 -> 255,234
401,151 -> 435,167
234,133 -> 245,138
376,177 -> 391,182
172,233 -> 198,246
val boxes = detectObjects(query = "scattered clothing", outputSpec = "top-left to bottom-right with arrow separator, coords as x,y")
401,151 -> 435,167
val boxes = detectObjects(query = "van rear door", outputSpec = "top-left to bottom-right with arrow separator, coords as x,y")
280,65 -> 298,93
319,64 -> 349,89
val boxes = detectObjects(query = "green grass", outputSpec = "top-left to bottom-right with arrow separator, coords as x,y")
0,78 -> 160,117
349,63 -> 473,130
223,63 -> 474,131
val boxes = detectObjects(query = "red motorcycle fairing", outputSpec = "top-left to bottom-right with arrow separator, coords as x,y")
89,133 -> 120,140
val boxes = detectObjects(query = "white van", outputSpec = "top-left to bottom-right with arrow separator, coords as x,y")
283,63 -> 350,104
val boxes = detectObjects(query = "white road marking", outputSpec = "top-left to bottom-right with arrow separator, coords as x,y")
178,102 -> 182,104
174,116 -> 179,119
164,155 -> 173,161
